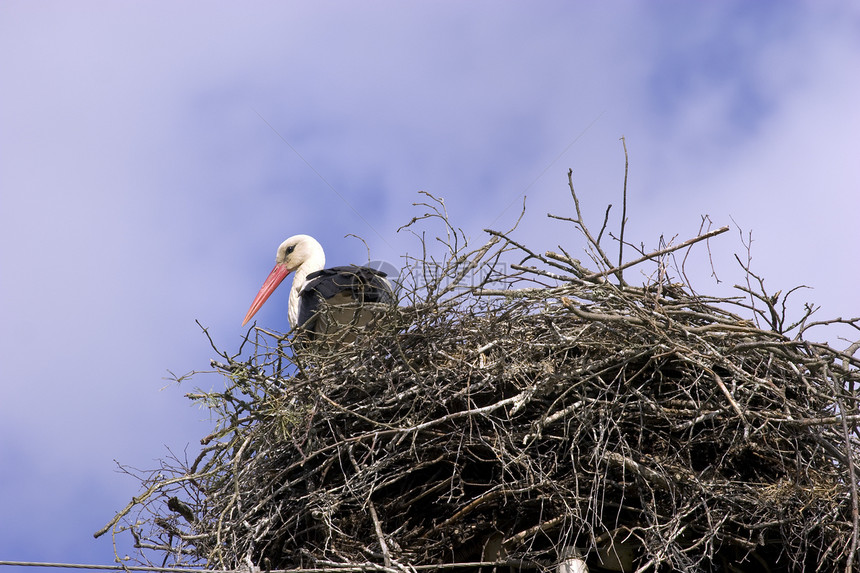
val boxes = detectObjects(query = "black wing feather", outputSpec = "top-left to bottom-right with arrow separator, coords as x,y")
297,266 -> 394,330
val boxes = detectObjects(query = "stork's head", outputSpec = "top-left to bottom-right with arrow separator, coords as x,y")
242,234 -> 326,326
274,234 -> 325,271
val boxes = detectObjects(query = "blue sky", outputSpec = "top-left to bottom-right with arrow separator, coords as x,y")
1,1 -> 858,569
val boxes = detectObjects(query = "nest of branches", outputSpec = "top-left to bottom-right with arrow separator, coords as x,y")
99,176 -> 860,573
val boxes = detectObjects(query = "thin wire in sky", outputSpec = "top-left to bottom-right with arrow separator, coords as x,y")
487,110 -> 605,229
253,109 -> 393,249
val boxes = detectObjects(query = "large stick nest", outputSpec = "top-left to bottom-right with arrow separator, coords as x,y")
100,177 -> 860,573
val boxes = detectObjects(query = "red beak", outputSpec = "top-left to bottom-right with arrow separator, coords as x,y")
242,263 -> 292,326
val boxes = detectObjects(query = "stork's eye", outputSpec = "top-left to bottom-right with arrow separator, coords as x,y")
286,245 -> 295,255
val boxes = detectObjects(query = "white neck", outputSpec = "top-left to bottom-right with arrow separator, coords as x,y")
288,246 -> 325,327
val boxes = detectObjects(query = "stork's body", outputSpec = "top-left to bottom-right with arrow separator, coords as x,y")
242,235 -> 394,339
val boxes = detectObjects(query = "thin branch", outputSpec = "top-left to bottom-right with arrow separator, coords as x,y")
618,136 -> 629,272
583,226 -> 730,282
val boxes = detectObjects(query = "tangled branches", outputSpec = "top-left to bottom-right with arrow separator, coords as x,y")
98,177 -> 860,573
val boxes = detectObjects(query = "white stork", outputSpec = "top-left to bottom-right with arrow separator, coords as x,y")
242,235 -> 395,340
